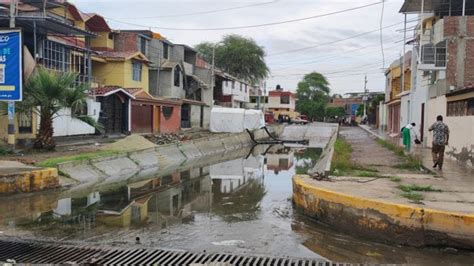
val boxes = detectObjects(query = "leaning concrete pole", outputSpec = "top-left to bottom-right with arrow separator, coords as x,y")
7,0 -> 16,150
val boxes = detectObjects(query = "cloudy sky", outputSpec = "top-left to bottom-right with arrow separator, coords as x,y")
72,0 -> 415,95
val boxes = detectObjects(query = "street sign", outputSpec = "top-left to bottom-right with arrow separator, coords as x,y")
0,29 -> 22,101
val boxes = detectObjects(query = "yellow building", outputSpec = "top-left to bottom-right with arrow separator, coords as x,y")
92,51 -> 150,90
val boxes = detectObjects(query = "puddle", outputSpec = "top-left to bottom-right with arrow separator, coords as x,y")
0,145 -> 473,263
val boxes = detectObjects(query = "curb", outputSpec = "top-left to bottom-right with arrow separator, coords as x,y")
292,175 -> 474,249
0,167 -> 59,194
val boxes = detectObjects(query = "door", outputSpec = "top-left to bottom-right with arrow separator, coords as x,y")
200,106 -> 204,128
181,104 -> 191,128
132,104 -> 153,133
421,103 -> 425,143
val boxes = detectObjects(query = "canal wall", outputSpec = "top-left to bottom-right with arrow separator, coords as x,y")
293,176 -> 474,249
58,125 -> 285,189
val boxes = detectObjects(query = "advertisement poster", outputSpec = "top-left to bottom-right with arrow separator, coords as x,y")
0,29 -> 22,101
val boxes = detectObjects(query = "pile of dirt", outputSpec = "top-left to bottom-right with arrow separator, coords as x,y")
102,135 -> 156,152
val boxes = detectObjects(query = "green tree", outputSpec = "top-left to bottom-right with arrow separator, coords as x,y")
325,106 -> 346,118
195,34 -> 269,84
296,72 -> 331,121
18,68 -> 102,150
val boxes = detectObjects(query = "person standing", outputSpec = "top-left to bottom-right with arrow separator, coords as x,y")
402,123 -> 416,151
429,115 -> 450,170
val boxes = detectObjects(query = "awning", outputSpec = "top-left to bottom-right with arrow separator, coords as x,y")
0,15 -> 96,36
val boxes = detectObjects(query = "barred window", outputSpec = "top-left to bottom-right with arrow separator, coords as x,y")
162,106 -> 173,119
132,61 -> 142,81
447,98 -> 474,116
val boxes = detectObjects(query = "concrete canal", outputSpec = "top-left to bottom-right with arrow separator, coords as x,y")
0,125 -> 473,264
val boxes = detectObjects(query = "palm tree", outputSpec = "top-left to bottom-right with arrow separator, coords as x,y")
19,68 -> 102,150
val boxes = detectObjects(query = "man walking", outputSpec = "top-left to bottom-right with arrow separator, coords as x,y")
429,115 -> 450,170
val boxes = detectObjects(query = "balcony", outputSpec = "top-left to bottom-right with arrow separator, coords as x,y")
183,62 -> 194,75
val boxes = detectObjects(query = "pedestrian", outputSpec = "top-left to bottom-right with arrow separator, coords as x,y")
401,123 -> 416,151
429,115 -> 450,170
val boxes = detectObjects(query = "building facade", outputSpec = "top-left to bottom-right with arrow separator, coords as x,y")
267,87 -> 297,119
396,0 -> 474,167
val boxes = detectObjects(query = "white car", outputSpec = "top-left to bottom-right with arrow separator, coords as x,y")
293,116 -> 308,125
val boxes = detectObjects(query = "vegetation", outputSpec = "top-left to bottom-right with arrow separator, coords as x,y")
325,106 -> 346,119
401,191 -> 424,202
0,146 -> 8,156
376,139 -> 423,170
330,138 -> 354,175
37,150 -> 120,168
389,176 -> 402,182
18,68 -> 102,150
398,184 -> 442,193
296,72 -> 331,121
356,170 -> 379,177
195,34 -> 269,84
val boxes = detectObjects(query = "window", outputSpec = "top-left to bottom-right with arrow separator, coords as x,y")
108,33 -> 114,40
245,84 -> 248,92
132,61 -> 142,81
162,106 -> 174,119
174,65 -> 181,87
73,102 -> 88,116
240,83 -> 243,91
447,98 -> 474,116
163,43 -> 169,59
232,81 -> 235,89
225,80 -> 228,87
250,97 -> 257,103
18,111 -> 33,134
280,95 -> 290,104
138,37 -> 147,55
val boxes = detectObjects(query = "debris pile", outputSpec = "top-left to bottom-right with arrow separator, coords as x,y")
146,134 -> 190,145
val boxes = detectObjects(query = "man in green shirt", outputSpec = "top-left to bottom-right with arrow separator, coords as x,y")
429,115 -> 450,170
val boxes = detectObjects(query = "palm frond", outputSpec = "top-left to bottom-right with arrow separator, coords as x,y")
75,115 -> 105,133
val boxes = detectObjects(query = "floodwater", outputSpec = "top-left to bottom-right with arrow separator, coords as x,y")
1,144 -> 474,264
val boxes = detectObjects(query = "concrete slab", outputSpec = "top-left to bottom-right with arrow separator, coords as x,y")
92,157 -> 139,178
129,150 -> 159,169
178,142 -> 203,160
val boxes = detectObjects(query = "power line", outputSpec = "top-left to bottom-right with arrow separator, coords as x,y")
104,1 -> 385,31
267,19 -> 419,57
114,0 -> 280,19
380,0 -> 386,69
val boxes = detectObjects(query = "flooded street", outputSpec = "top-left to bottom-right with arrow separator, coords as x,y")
1,143 -> 474,264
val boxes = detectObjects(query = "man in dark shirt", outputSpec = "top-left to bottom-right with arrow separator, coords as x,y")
428,115 -> 450,170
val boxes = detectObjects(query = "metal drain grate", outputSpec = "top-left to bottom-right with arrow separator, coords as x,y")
0,240 -> 330,265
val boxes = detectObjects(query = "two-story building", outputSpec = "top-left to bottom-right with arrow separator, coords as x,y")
0,0 -> 100,141
384,51 -> 412,135
267,86 -> 297,119
213,72 -> 251,108
398,0 -> 474,167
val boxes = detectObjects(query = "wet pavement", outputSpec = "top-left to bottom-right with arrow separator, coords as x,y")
0,124 -> 473,264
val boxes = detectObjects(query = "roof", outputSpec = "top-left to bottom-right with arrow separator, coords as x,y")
182,99 -> 206,106
90,87 -> 136,99
97,51 -> 150,62
268,90 -> 296,97
122,88 -> 182,106
446,87 -> 474,97
188,74 -> 210,89
161,60 -> 180,69
84,13 -> 111,32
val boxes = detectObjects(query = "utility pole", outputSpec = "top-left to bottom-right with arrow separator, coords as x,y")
8,0 -> 16,150
363,75 -> 368,119
211,44 -> 216,94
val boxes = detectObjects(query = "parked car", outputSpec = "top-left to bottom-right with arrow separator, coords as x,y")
293,116 -> 309,125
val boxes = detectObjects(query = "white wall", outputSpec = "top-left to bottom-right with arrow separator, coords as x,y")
52,98 -> 101,137
268,95 -> 296,110
426,96 -> 474,167
222,79 -> 249,104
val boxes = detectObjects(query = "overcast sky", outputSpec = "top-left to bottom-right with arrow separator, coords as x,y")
72,0 -> 414,95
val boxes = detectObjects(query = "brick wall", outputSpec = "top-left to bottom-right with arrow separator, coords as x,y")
444,16 -> 474,88
114,32 -> 138,52
160,104 -> 181,134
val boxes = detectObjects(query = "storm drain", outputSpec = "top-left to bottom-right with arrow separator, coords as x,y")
0,240 -> 330,265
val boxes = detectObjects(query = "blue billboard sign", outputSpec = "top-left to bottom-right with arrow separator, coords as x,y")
351,104 -> 359,115
0,29 -> 22,101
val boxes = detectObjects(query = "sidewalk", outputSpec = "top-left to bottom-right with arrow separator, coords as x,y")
359,124 -> 474,182
293,126 -> 474,249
